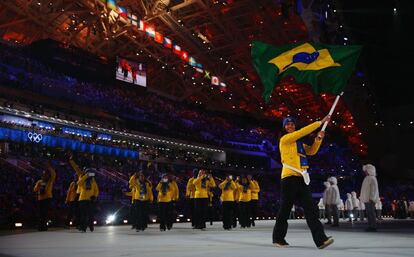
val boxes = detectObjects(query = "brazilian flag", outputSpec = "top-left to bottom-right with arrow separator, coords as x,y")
251,41 -> 362,102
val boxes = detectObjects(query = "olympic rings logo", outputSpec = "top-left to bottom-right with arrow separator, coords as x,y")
28,132 -> 43,143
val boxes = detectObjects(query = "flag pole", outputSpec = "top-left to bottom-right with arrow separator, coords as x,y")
321,91 -> 344,131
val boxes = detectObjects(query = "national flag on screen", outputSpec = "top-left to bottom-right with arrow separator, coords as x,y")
164,37 -> 172,48
194,67 -> 204,73
117,6 -> 128,18
155,32 -> 164,44
211,76 -> 220,85
173,45 -> 181,55
139,20 -> 146,31
189,57 -> 197,67
219,82 -> 227,92
145,26 -> 155,37
128,14 -> 138,26
181,51 -> 189,62
251,41 -> 362,102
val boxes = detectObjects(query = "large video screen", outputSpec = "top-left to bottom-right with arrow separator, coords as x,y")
116,57 -> 146,87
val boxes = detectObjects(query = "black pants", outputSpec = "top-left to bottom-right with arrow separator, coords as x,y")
159,202 -> 173,230
37,199 -> 51,231
79,200 -> 95,231
65,201 -> 78,226
250,200 -> 258,225
135,201 -> 149,230
130,201 -> 136,227
189,198 -> 196,227
222,201 -> 234,229
194,198 -> 208,229
239,201 -> 251,228
326,204 -> 339,225
273,176 -> 328,246
207,206 -> 214,225
365,202 -> 377,229
232,202 -> 239,228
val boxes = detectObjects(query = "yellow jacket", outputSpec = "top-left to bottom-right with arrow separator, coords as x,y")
193,175 -> 216,198
65,181 -> 78,203
69,159 -> 84,194
208,190 -> 214,206
279,121 -> 323,179
129,175 -> 153,202
219,180 -> 236,202
234,183 -> 240,202
77,174 -> 99,201
124,190 -> 134,203
186,177 -> 196,199
33,165 -> 56,201
250,180 -> 260,200
170,180 -> 179,201
237,182 -> 253,202
156,182 -> 174,203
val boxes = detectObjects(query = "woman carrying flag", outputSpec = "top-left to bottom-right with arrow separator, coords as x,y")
273,115 -> 334,249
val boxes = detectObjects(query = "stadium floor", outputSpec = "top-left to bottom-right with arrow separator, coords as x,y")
1,219 -> 414,257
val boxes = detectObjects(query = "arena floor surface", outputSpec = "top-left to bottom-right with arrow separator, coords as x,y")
1,219 -> 414,257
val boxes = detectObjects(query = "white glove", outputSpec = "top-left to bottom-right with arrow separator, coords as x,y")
302,171 -> 310,185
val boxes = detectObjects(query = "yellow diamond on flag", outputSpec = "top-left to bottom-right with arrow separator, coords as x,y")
268,43 -> 341,74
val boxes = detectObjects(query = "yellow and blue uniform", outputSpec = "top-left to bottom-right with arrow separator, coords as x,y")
193,175 -> 216,198
33,165 -> 56,201
250,180 -> 260,200
77,174 -> 99,201
186,177 -> 196,198
171,180 -> 179,202
219,180 -> 236,202
156,182 -> 174,202
280,121 -> 323,179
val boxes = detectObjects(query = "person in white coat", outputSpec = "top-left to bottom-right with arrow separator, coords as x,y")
326,177 -> 340,226
322,181 -> 330,223
359,198 -> 365,221
351,191 -> 360,220
375,200 -> 383,220
408,201 -> 414,219
360,164 -> 380,231
338,199 -> 345,220
345,193 -> 354,221
318,198 -> 325,219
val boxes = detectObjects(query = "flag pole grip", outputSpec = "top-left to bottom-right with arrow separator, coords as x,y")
321,91 -> 344,131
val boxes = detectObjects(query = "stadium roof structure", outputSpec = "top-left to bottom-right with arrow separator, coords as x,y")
0,0 -> 367,155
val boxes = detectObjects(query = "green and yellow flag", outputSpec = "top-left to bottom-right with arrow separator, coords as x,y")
251,41 -> 362,102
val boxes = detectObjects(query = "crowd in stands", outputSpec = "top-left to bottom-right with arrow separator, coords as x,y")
0,42 -> 277,153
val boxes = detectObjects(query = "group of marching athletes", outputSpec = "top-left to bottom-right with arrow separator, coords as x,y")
33,154 -> 260,233
186,169 -> 260,230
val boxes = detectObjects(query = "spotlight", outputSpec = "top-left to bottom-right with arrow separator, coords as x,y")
152,219 -> 157,223
123,220 -> 128,224
69,221 -> 73,225
106,214 -> 116,224
15,223 -> 23,228
94,221 -> 97,225
187,219 -> 191,222
176,219 -> 180,222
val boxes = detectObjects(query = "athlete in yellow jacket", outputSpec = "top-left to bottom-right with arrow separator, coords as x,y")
130,172 -> 153,231
219,175 -> 236,230
273,115 -> 334,249
186,169 -> 198,227
248,175 -> 260,227
193,170 -> 216,229
33,161 -> 56,231
77,170 -> 99,232
156,174 -> 174,231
